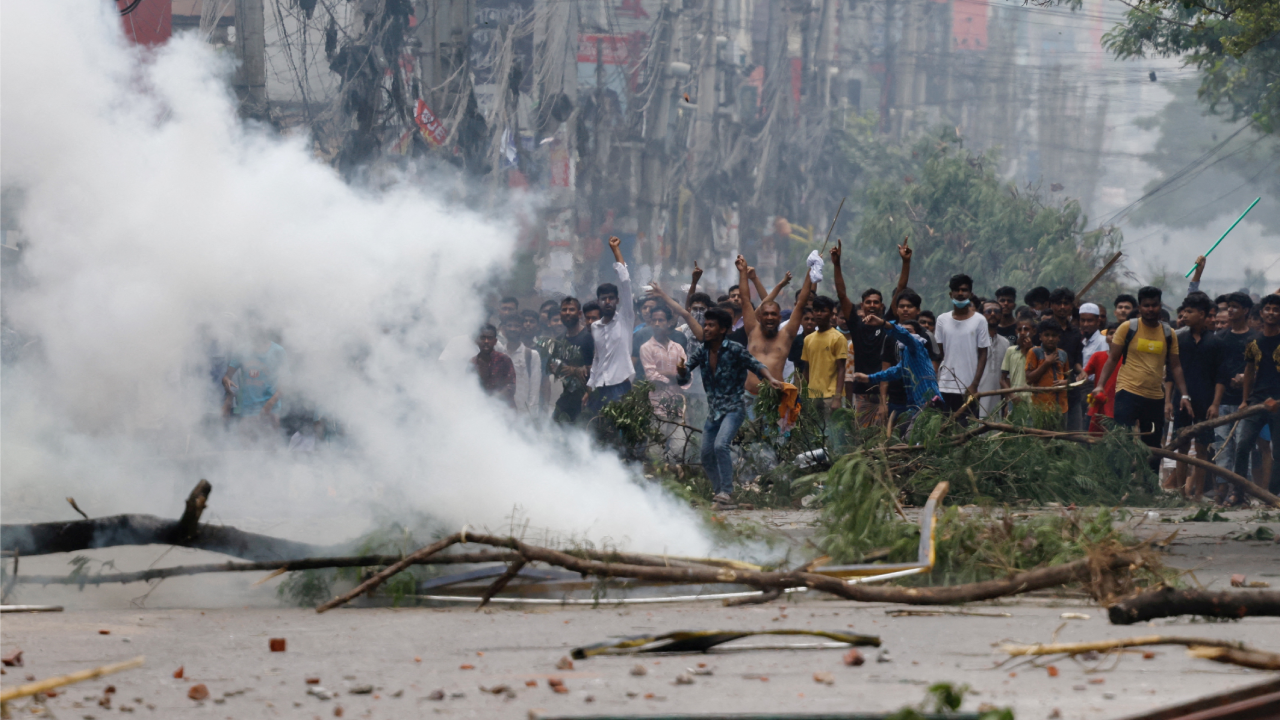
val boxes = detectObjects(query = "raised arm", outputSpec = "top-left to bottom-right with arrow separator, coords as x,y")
747,267 -> 768,308
737,255 -> 757,334
782,273 -> 812,338
685,261 -> 703,309
648,281 -> 702,341
829,239 -> 855,322
763,271 -> 793,308
895,236 -> 912,296
1189,255 -> 1206,292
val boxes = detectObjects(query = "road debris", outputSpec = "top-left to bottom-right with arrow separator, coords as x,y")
843,649 -> 865,666
1059,613 -> 1089,620
555,656 -> 574,670
172,666 -> 183,679
427,690 -> 445,700
674,673 -> 695,685
630,664 -> 648,676
187,684 -> 209,701
1,650 -> 22,667
269,638 -> 287,652
572,629 -> 880,658
307,686 -> 333,700
0,656 -> 143,707
813,672 -> 834,685
1108,587 -> 1280,624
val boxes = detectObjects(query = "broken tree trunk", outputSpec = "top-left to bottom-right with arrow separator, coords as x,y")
316,531 -> 1146,613
0,481 -> 326,561
13,550 -> 524,587
1109,587 -> 1280,625
1164,400 -> 1275,450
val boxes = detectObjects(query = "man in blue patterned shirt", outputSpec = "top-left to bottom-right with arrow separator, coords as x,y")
677,307 -> 785,509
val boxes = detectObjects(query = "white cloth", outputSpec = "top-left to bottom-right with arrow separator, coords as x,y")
509,342 -> 543,413
806,250 -> 824,284
935,310 -> 992,394
1081,330 -> 1109,377
588,262 -> 636,388
978,332 -> 1011,418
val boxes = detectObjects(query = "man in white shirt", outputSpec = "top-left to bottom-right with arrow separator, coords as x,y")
934,273 -> 990,422
502,316 -> 543,414
978,300 -> 1011,418
586,236 -> 635,416
1078,302 -> 1108,370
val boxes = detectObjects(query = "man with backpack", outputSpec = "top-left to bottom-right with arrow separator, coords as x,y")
1093,286 -> 1194,471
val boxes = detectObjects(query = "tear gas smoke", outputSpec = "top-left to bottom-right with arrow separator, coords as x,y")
0,1 -> 710,556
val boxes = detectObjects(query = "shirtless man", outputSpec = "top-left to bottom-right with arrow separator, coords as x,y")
736,254 -> 813,395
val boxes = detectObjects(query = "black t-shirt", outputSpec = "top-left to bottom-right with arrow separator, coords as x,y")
1054,321 -> 1083,368
562,328 -> 595,370
1173,327 -> 1224,412
1216,328 -> 1259,405
847,313 -> 890,394
995,322 -> 1018,341
727,327 -> 749,347
789,330 -> 807,365
1246,333 -> 1280,404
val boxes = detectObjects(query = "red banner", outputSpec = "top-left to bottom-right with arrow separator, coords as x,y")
414,99 -> 449,146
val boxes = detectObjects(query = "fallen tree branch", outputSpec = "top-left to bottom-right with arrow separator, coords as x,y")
317,531 -> 1146,613
0,656 -> 144,703
722,587 -> 782,607
1188,645 -> 1280,671
1165,401 -> 1275,450
11,550 -> 524,587
1109,587 -> 1280,625
1002,635 -> 1250,657
476,559 -> 526,610
1147,447 -> 1280,508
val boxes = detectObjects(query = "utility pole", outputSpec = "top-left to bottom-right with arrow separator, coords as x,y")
814,0 -> 838,108
233,0 -> 267,120
639,3 -> 678,274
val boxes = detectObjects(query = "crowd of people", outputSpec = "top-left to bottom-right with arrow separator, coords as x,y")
459,237 -> 1280,511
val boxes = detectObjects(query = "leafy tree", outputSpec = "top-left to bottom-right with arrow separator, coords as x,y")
845,131 -> 1122,311
1102,0 -> 1280,133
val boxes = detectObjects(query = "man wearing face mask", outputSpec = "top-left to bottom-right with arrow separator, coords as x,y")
934,274 -> 990,421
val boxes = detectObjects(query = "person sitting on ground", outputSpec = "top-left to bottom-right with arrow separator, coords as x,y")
472,324 -> 516,407
1025,320 -> 1072,424
676,307 -> 784,510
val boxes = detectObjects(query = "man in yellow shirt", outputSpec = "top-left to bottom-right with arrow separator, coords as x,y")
1093,286 -> 1193,471
801,295 -> 847,410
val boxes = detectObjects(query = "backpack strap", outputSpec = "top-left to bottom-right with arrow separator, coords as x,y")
1120,318 -> 1175,362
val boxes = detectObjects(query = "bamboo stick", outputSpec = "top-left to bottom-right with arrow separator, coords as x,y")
0,656 -> 144,702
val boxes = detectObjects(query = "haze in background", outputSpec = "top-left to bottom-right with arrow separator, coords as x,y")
0,1 -> 709,556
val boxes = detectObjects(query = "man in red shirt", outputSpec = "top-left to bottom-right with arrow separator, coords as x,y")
472,324 -> 516,407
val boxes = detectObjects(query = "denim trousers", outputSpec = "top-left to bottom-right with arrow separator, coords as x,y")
587,380 -> 632,417
1212,403 -> 1244,488
1233,408 -> 1280,494
702,406 -> 747,496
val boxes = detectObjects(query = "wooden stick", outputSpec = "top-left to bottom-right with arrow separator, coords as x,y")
1188,645 -> 1280,671
818,197 -> 845,253
0,656 -> 144,702
1165,401 -> 1274,450
317,531 -> 1145,612
1109,587 -> 1280,625
1148,446 -> 1280,508
1002,636 -> 1248,657
972,381 -> 1087,399
475,559 -> 526,610
13,550 -> 525,587
176,480 -> 212,542
1076,251 -> 1123,301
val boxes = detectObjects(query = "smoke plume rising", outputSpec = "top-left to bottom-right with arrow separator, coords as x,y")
0,1 -> 709,557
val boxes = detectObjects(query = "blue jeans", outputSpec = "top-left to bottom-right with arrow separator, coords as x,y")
1234,407 -> 1280,494
587,380 -> 632,417
1213,403 -> 1244,488
702,406 -> 747,496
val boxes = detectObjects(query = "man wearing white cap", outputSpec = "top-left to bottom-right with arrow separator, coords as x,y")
1079,303 -> 1108,369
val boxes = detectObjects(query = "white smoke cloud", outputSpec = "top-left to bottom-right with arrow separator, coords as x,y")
0,1 -> 709,556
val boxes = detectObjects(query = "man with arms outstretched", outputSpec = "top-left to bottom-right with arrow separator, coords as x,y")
735,255 -> 812,400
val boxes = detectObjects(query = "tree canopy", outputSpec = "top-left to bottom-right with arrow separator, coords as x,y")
845,132 -> 1122,311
